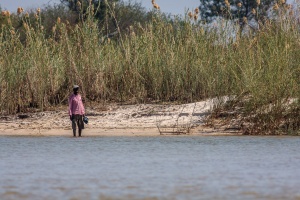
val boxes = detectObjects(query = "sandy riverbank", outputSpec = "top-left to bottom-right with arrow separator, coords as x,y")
0,100 -> 241,136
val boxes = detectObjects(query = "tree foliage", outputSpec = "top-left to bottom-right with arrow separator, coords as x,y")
199,0 -> 275,23
60,0 -> 118,19
60,0 -> 155,34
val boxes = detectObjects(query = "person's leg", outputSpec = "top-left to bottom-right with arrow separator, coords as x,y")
72,117 -> 76,137
78,115 -> 83,137
79,128 -> 82,137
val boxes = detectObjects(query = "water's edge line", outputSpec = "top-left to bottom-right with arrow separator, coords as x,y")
0,127 -> 242,136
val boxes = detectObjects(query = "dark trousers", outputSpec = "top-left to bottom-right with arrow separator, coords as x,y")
72,115 -> 84,137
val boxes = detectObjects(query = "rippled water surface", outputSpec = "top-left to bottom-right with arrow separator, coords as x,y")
1,136 -> 300,200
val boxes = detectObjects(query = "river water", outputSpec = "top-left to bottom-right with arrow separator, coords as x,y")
0,136 -> 299,200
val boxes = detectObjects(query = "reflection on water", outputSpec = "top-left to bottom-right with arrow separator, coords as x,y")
0,136 -> 300,200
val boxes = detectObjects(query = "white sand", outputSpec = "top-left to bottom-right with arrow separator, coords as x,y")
0,100 -> 241,136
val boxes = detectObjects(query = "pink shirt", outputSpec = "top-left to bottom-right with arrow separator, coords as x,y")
69,94 -> 85,116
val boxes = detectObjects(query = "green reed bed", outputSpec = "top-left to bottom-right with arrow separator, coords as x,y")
0,7 -> 299,134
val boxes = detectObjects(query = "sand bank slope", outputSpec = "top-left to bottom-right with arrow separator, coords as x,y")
0,100 -> 241,136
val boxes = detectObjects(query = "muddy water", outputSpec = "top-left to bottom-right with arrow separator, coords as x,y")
0,136 -> 299,200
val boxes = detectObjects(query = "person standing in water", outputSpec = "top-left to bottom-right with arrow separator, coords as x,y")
69,85 -> 85,137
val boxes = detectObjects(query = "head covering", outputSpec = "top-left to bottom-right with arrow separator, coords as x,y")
73,85 -> 79,89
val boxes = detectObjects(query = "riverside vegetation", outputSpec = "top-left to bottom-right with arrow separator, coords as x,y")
0,1 -> 299,135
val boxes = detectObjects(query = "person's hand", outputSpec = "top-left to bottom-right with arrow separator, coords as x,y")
70,115 -> 73,121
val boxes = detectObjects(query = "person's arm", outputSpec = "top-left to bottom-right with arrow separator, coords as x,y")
68,95 -> 73,120
81,95 -> 85,116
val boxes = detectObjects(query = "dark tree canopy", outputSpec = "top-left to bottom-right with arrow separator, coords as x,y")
60,0 -> 118,20
59,0 -> 155,34
199,0 -> 275,23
